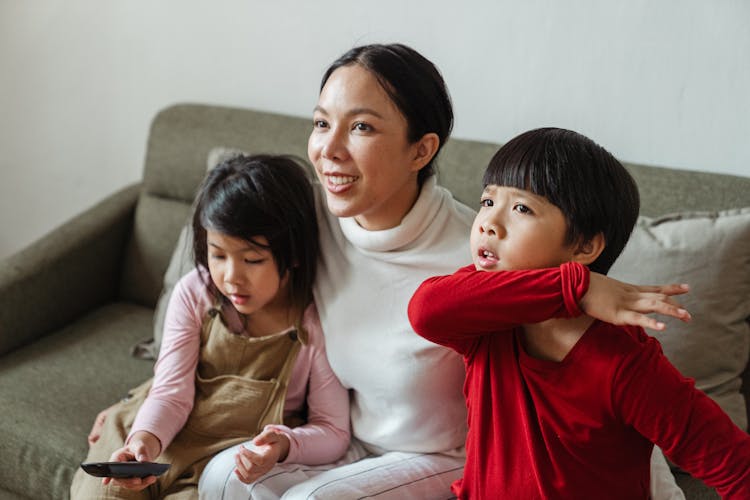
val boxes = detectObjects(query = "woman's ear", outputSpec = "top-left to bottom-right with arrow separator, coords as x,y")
572,233 -> 605,266
410,132 -> 440,171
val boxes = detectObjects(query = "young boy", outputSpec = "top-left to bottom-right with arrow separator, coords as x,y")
408,128 -> 750,499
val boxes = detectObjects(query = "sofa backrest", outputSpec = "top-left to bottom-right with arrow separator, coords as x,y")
118,103 -> 750,307
438,136 -> 750,217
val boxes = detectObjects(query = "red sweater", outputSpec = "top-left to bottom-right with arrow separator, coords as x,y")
408,263 -> 750,499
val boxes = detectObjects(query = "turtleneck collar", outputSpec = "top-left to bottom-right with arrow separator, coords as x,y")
338,176 -> 446,253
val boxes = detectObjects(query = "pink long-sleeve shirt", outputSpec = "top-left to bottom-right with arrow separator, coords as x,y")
130,269 -> 350,465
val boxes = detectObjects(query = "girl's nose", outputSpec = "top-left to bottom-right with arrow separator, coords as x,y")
224,259 -> 243,285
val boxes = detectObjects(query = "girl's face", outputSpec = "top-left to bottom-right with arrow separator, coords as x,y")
308,64 -> 427,231
470,185 -> 579,272
206,230 -> 290,317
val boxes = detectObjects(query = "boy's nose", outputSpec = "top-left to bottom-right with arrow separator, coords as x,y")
480,223 -> 495,235
480,219 -> 504,237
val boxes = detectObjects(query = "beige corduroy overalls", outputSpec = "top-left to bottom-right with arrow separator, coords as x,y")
71,305 -> 304,499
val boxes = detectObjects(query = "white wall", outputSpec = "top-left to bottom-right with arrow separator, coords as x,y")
1,0 -> 748,259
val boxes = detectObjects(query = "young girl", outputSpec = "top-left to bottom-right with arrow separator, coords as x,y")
71,154 -> 350,498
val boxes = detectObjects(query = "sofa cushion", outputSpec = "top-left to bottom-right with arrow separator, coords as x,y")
119,193 -> 193,308
0,303 -> 154,500
609,208 -> 750,430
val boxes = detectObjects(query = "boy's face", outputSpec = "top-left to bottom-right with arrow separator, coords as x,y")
471,185 -> 578,272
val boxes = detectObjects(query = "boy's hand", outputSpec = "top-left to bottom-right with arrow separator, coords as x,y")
581,273 -> 691,330
234,428 -> 290,484
102,431 -> 161,490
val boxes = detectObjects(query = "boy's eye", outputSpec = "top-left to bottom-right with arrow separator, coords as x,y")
209,254 -> 225,261
244,258 -> 266,265
514,204 -> 533,214
480,198 -> 494,208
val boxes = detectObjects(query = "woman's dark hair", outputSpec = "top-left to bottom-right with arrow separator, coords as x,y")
192,154 -> 319,315
482,128 -> 640,274
321,43 -> 453,186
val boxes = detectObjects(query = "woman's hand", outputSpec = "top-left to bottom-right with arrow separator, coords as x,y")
102,431 -> 162,490
234,428 -> 290,484
88,403 -> 118,446
580,273 -> 691,330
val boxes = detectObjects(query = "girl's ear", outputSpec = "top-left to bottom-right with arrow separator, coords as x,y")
572,233 -> 605,266
410,132 -> 440,171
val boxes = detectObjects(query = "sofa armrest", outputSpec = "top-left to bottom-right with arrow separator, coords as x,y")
0,183 -> 141,355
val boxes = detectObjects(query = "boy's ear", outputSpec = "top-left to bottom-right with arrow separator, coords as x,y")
410,132 -> 440,171
572,233 -> 605,266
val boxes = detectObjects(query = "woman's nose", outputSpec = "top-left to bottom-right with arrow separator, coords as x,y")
320,128 -> 348,161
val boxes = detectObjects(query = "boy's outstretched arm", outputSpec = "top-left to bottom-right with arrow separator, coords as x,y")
581,274 -> 691,331
409,263 -> 692,348
409,263 -> 588,339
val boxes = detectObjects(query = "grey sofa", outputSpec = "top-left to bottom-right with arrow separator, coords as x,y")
0,103 -> 747,500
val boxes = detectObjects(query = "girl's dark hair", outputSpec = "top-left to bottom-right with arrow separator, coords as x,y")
321,43 -> 453,186
483,128 -> 640,274
192,154 -> 319,315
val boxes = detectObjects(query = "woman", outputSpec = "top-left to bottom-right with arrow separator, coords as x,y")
196,44 -> 687,499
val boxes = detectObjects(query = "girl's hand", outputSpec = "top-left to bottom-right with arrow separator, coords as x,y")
580,273 -> 691,331
234,428 -> 290,484
102,431 -> 162,490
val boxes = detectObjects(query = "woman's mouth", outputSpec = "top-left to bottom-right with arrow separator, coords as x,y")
325,174 -> 358,193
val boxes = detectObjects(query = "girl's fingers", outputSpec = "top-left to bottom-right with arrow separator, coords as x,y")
234,454 -> 258,484
109,475 -> 156,491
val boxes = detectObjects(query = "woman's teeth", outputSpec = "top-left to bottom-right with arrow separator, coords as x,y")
329,175 -> 357,185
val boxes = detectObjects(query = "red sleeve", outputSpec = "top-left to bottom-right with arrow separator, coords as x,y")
408,262 -> 589,353
614,333 -> 750,498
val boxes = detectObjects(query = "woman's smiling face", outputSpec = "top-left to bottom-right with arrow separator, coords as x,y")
308,64 -> 426,231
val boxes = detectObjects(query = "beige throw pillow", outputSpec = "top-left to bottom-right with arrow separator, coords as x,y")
609,208 -> 750,430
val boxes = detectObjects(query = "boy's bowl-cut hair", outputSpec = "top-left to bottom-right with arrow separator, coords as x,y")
483,128 -> 640,274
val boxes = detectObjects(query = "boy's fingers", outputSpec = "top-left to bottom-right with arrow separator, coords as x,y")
635,296 -> 691,322
619,311 -> 664,331
636,283 -> 690,296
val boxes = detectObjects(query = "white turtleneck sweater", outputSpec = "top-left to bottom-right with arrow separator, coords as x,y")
313,176 -> 476,454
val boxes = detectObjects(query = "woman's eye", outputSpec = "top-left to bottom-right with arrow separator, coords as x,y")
514,204 -> 533,214
313,119 -> 328,129
352,122 -> 372,132
244,258 -> 265,265
209,254 -> 225,261
480,198 -> 493,208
